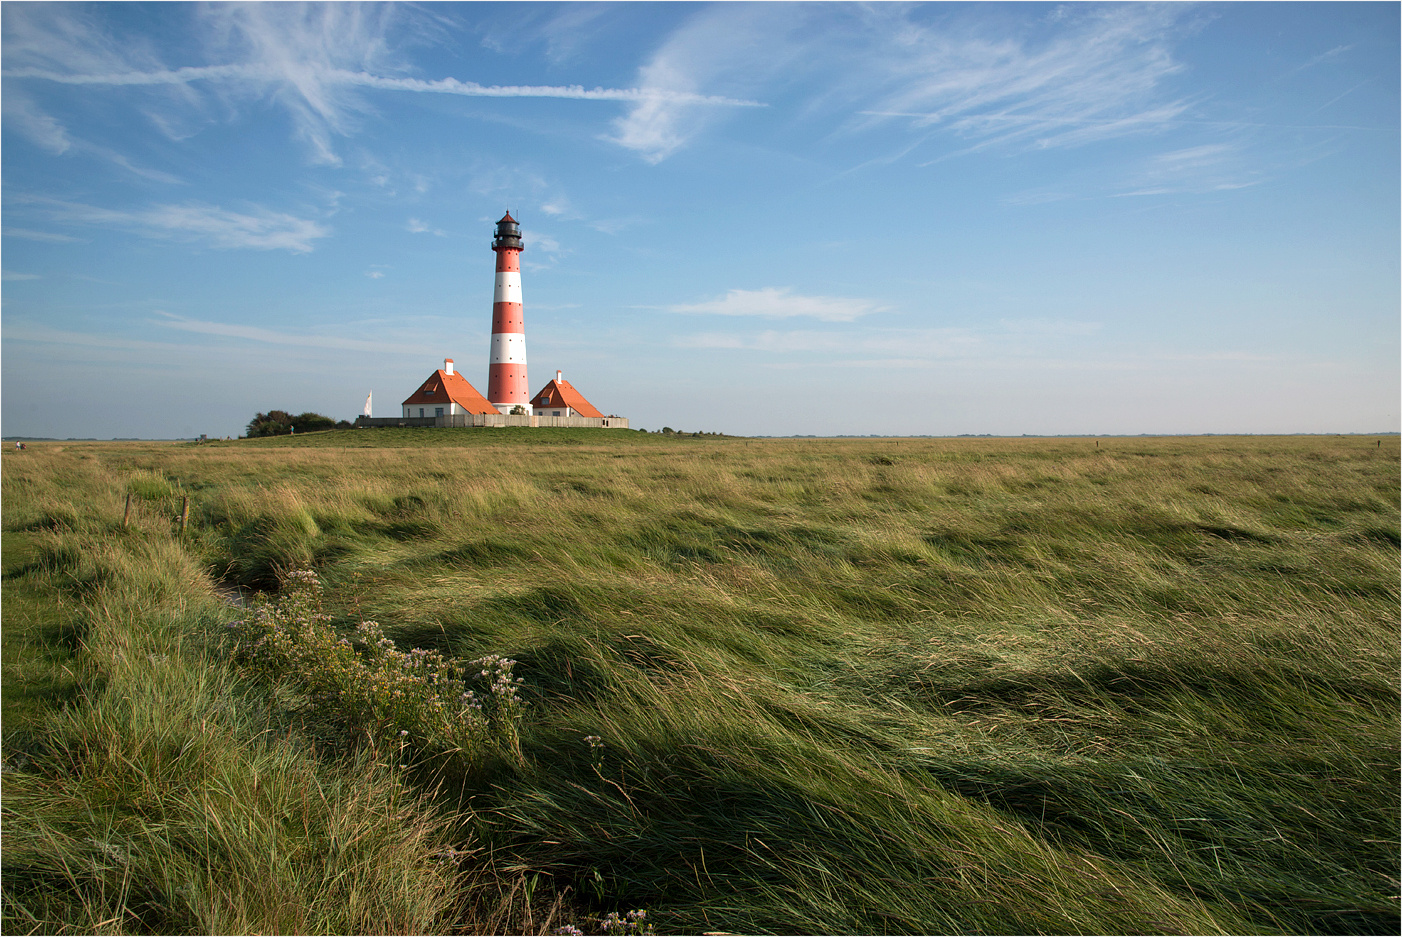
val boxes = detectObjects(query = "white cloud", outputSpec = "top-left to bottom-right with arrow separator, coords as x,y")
151,312 -> 433,356
1115,142 -> 1263,197
862,3 -> 1195,153
15,196 -> 329,252
588,216 -> 644,235
3,89 -> 73,153
675,327 -> 981,358
1290,44 -> 1352,76
609,3 -> 1197,163
520,229 -> 566,272
365,270 -> 385,279
2,227 -> 83,243
672,324 -> 1286,379
4,3 -> 760,165
2,270 -> 41,281
667,287 -> 884,323
1,3 -> 166,82
530,233 -> 564,255
609,5 -> 788,163
135,202 -> 328,252
4,321 -> 189,352
406,218 -> 447,236
2,88 -> 184,183
9,62 -> 765,106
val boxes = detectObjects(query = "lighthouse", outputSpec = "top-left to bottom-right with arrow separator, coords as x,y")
487,212 -> 529,414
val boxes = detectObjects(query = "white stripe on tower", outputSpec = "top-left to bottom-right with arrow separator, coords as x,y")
494,271 -> 522,304
487,212 -> 528,413
489,333 -> 526,363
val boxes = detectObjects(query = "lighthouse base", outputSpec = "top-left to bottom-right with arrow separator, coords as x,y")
355,414 -> 628,429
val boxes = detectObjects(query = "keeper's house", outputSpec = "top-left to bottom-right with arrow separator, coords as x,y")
531,370 -> 605,419
401,359 -> 496,419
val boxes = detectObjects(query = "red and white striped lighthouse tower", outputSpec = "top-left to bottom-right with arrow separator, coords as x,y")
487,212 -> 528,414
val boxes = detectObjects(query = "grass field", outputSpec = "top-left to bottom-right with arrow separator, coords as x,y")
3,430 -> 1398,934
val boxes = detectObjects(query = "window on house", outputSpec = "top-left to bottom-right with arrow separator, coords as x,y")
435,407 -> 444,417
419,408 -> 424,417
552,411 -> 561,417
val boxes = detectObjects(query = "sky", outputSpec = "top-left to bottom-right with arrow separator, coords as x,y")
2,1 -> 1397,439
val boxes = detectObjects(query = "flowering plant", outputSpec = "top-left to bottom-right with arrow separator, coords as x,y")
227,568 -> 525,769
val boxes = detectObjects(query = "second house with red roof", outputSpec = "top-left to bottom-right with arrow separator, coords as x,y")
529,370 -> 605,419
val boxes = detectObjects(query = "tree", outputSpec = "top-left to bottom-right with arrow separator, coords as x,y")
245,410 -> 337,437
292,412 -> 337,432
246,410 -> 291,437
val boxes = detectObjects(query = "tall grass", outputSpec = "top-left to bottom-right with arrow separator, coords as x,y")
2,450 -> 464,934
3,433 -> 1397,933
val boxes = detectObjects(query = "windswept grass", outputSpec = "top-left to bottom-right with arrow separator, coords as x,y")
3,433 -> 1398,933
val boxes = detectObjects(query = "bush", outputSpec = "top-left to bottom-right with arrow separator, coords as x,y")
246,411 -> 338,437
227,569 -> 526,776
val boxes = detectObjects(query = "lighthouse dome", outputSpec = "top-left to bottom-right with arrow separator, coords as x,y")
492,212 -> 523,251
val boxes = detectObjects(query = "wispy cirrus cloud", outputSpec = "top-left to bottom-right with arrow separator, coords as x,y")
7,62 -> 763,107
12,196 -> 328,252
855,3 -> 1196,154
2,84 -> 183,182
5,321 -> 189,353
667,287 -> 884,323
675,326 -> 982,359
3,3 -> 759,166
2,227 -> 84,243
612,3 -> 1198,163
610,4 -> 794,163
673,321 -> 1275,373
3,88 -> 74,153
151,312 -> 433,356
406,218 -> 447,236
1114,142 -> 1263,197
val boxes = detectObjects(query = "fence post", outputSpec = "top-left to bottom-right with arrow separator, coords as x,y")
122,493 -> 132,528
179,495 -> 190,536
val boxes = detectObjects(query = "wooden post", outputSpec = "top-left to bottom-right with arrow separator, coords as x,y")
122,493 -> 132,528
179,495 -> 190,536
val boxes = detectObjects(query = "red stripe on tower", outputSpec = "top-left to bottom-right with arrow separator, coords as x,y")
487,212 -> 528,413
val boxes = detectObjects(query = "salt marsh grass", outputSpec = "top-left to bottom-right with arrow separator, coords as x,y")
3,432 -> 1397,933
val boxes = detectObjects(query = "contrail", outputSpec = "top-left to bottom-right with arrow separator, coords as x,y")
4,65 -> 765,108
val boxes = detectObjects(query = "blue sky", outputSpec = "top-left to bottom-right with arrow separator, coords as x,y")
3,1 -> 1397,438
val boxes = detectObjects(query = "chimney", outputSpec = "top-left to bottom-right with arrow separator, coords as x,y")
556,370 -> 562,383
444,358 -> 454,375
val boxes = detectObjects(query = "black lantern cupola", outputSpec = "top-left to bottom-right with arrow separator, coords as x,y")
492,212 -> 524,252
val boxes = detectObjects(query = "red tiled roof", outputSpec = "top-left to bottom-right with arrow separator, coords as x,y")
402,369 -> 497,415
499,212 -> 516,224
530,377 -> 605,418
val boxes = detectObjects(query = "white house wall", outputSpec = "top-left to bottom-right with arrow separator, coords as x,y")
403,403 -> 462,418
